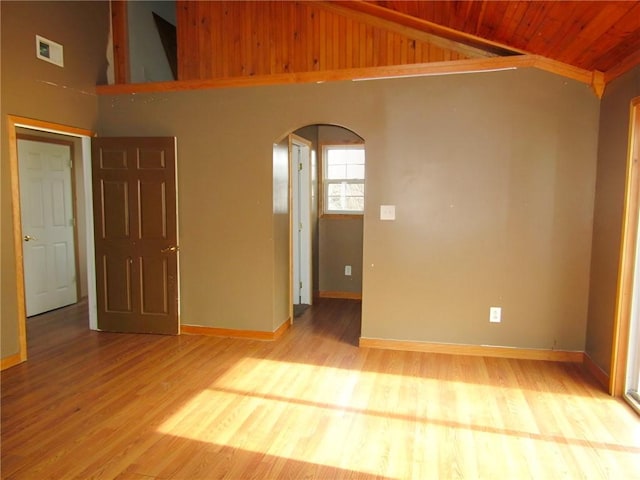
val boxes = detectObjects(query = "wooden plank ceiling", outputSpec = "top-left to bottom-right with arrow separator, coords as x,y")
177,0 -> 473,81
107,1 -> 640,95
364,0 -> 640,77
175,0 -> 639,84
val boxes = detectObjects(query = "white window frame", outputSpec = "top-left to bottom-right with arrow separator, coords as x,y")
321,144 -> 365,216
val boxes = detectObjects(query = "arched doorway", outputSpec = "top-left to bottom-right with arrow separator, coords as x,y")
274,123 -> 365,328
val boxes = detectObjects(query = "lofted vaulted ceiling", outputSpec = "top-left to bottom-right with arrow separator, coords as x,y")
357,0 -> 640,79
105,1 -> 640,95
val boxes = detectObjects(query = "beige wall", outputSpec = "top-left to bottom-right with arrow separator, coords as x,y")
98,68 -> 599,350
1,1 -> 109,361
360,77 -> 597,349
319,217 -> 364,294
586,65 -> 640,373
128,0 -> 176,83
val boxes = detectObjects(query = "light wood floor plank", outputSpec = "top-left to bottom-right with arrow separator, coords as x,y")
2,299 -> 639,479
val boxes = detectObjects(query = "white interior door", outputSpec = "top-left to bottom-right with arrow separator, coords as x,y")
18,139 -> 78,316
291,136 -> 312,305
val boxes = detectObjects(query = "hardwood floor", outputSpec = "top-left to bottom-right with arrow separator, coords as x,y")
1,299 -> 639,479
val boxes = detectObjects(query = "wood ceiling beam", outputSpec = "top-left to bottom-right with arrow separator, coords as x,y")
323,1 -> 606,98
96,55 -> 599,96
96,57 -> 527,95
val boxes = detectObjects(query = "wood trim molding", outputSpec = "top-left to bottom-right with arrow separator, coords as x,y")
288,135 -> 294,324
320,214 -> 364,220
95,55 -> 596,96
7,117 -> 29,365
583,352 -> 610,390
8,116 -> 94,137
525,55 -> 591,86
15,133 -> 75,147
359,337 -> 584,363
590,70 -> 606,99
289,133 -> 313,319
318,291 -> 362,300
0,353 -> 23,371
181,318 -> 291,341
6,115 -> 96,367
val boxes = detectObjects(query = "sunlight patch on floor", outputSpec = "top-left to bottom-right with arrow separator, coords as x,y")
156,358 -> 640,477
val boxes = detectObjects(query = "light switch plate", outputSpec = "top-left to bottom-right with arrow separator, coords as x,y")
380,205 -> 396,221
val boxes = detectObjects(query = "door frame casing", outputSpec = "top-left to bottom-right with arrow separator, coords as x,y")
290,134 -> 312,306
7,115 -> 97,365
611,96 -> 640,396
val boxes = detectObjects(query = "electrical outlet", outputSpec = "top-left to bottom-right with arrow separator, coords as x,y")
345,265 -> 352,276
380,205 -> 396,221
380,205 -> 396,220
489,307 -> 501,323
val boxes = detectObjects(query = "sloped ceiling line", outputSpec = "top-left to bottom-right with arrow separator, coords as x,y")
105,0 -> 637,98
365,0 -> 640,80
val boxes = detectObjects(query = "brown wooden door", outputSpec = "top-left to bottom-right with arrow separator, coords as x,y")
91,137 -> 179,334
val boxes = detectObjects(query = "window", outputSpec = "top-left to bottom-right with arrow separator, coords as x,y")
322,145 -> 365,215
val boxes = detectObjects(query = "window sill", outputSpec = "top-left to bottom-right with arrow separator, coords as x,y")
321,213 -> 364,220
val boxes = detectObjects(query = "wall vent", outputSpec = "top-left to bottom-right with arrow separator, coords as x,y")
36,35 -> 64,67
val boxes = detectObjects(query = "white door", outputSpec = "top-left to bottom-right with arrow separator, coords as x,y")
291,136 -> 312,305
18,139 -> 78,316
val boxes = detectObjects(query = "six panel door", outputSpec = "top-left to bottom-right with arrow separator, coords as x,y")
91,137 -> 178,334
